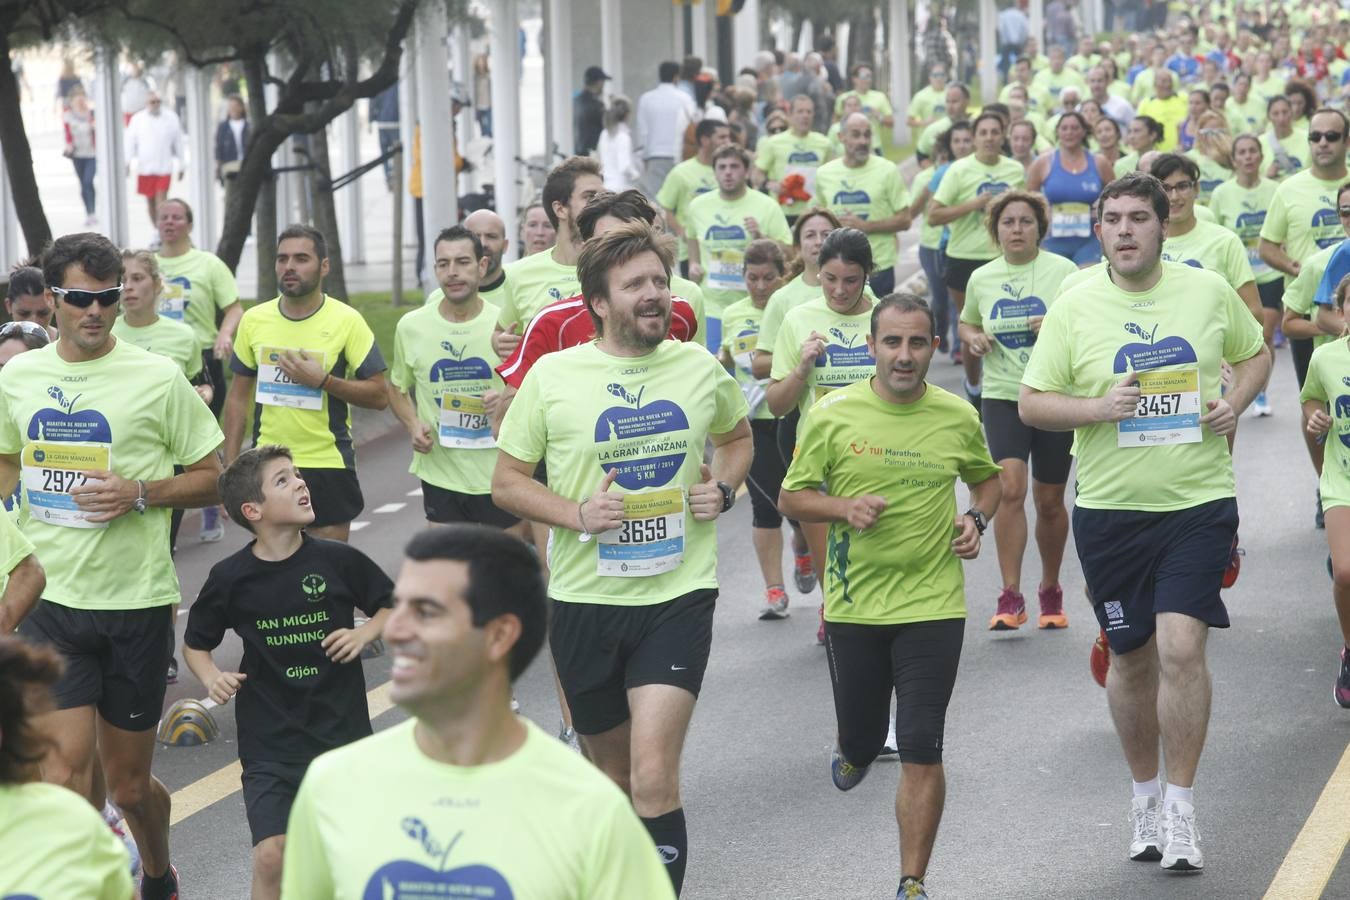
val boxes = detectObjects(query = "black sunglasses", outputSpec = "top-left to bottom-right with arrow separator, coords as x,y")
50,285 -> 123,308
0,320 -> 51,345
1309,130 -> 1346,144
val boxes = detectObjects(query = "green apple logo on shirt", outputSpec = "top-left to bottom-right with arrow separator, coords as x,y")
595,383 -> 691,490
1112,322 -> 1198,373
29,386 -> 112,443
362,819 -> 513,899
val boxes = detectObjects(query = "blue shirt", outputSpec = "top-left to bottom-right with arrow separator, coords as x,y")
1314,239 -> 1350,306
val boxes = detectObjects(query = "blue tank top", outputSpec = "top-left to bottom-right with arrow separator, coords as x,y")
1044,150 -> 1102,239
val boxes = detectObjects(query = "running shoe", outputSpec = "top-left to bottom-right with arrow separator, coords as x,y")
1250,391 -> 1271,417
104,803 -> 141,878
166,658 -> 178,684
878,710 -> 899,760
817,603 -> 826,645
830,744 -> 870,791
558,723 -> 582,753
1160,800 -> 1204,872
793,552 -> 817,593
199,505 -> 224,543
1090,628 -> 1111,688
139,863 -> 178,900
1336,646 -> 1350,709
898,877 -> 929,899
988,588 -> 1027,631
1037,584 -> 1067,629
951,347 -> 962,365
1274,326 -> 1286,348
1128,795 -> 1163,861
1221,535 -> 1243,589
1317,491 -> 1326,529
760,586 -> 790,620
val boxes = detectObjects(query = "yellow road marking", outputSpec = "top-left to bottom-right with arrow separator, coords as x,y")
168,681 -> 397,827
1263,740 -> 1350,899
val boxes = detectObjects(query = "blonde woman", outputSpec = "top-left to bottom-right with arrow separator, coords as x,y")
597,95 -> 639,191
1186,111 -> 1234,203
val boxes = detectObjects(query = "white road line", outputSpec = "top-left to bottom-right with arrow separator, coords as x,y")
350,521 -> 371,532
373,502 -> 406,514
406,487 -> 423,497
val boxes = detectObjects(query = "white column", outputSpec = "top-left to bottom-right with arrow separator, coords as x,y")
734,0 -> 760,74
93,46 -> 128,246
690,0 -> 708,62
490,0 -> 521,260
979,0 -> 997,109
183,65 -> 218,249
451,24 -> 474,193
889,0 -> 911,147
398,42 -> 419,244
547,0 -> 573,157
600,0 -> 623,93
1029,0 -> 1045,56
337,110 -> 365,263
416,3 -> 457,252
837,22 -> 851,75
0,164 -> 17,271
797,20 -> 814,58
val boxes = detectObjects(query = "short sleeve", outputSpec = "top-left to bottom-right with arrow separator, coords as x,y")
1286,264 -> 1315,316
210,256 -> 240,310
1221,285 -> 1267,365
495,365 -> 548,464
279,765 -> 336,900
655,171 -> 682,211
754,139 -> 775,176
764,203 -> 792,244
183,569 -> 231,652
162,369 -> 225,464
0,508 -> 34,576
337,543 -> 395,617
781,402 -> 833,492
1225,233 -> 1256,286
1314,244 -> 1350,306
886,170 -> 911,211
345,315 -> 385,379
710,364 -> 750,435
1300,350 -> 1329,404
1020,302 -> 1075,393
232,312 -> 258,374
932,162 -> 962,207
957,412 -> 1001,484
184,343 -> 204,380
958,282 -> 984,327
0,382 -> 22,456
1259,189 -> 1289,243
769,315 -> 803,381
390,317 -> 415,391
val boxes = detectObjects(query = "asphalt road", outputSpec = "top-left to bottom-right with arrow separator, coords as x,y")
145,330 -> 1350,900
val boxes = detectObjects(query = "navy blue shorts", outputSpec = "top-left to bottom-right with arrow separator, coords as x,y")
1072,497 -> 1237,655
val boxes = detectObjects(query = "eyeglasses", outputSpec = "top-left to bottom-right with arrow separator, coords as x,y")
0,320 -> 51,346
1310,130 -> 1346,143
766,126 -> 787,135
1339,207 -> 1350,218
50,285 -> 123,308
1162,180 -> 1195,194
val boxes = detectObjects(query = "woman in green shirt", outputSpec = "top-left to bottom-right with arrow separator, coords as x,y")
1262,95 -> 1309,180
1116,115 -> 1164,178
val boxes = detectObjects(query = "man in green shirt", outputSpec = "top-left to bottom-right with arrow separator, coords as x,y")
656,119 -> 731,271
754,94 -> 833,223
1031,45 -> 1088,108
424,209 -> 510,311
1136,70 -> 1188,152
906,64 -> 949,131
780,293 -> 1000,900
5,232 -> 225,900
1020,173 -> 1270,876
815,113 -> 913,297
492,222 -> 751,897
281,526 -> 677,900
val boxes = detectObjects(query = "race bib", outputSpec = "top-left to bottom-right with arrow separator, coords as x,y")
731,332 -> 758,371
21,442 -> 112,529
1051,202 -> 1092,238
256,347 -> 327,410
1117,368 -> 1202,447
437,393 -> 494,449
596,488 -> 685,576
158,293 -> 185,320
708,249 -> 746,293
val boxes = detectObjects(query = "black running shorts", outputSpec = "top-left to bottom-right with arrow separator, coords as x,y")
17,600 -> 173,731
549,589 -> 716,735
421,481 -> 519,528
746,419 -> 788,529
298,467 -> 365,527
241,758 -> 308,844
981,397 -> 1074,484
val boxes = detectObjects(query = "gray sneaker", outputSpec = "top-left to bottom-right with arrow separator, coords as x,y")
1128,795 -> 1163,861
897,877 -> 928,899
1160,799 -> 1204,872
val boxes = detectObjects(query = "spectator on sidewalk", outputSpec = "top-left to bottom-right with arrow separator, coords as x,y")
599,96 -> 640,192
62,86 -> 97,227
574,66 -> 610,156
125,90 -> 183,228
637,61 -> 697,200
213,94 -> 249,186
120,60 -> 152,126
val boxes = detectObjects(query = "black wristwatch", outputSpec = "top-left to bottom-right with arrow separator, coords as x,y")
964,507 -> 987,535
716,481 -> 735,512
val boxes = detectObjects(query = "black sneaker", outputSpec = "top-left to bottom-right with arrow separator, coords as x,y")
140,864 -> 178,900
1336,646 -> 1350,710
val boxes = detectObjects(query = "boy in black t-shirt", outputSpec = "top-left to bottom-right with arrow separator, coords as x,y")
183,444 -> 392,900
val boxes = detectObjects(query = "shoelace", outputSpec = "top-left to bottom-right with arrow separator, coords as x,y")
1135,803 -> 1161,842
1167,809 -> 1197,847
902,880 -> 926,899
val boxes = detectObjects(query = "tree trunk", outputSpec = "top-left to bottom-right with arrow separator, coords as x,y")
306,118 -> 347,299
0,29 -> 52,257
224,55 -> 278,299
847,13 -> 876,67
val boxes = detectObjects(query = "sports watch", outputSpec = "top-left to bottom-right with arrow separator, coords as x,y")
133,480 -> 148,515
964,507 -> 987,535
716,481 -> 735,512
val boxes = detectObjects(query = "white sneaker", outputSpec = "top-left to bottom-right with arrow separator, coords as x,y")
1128,795 -> 1163,861
1251,391 -> 1272,418
878,710 -> 899,760
1160,799 -> 1204,872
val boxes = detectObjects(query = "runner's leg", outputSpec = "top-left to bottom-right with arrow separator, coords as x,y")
629,683 -> 698,894
1154,612 -> 1211,789
1106,635 -> 1162,783
1031,480 -> 1069,589
34,705 -> 98,801
251,834 -> 286,900
307,522 -> 351,542
993,459 -> 1028,593
98,717 -> 172,878
1326,507 -> 1350,646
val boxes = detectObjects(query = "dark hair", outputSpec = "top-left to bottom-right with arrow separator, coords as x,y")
1311,107 -> 1350,136
937,120 -> 973,159
6,265 -> 44,301
219,444 -> 295,534
949,83 -> 971,101
1232,132 -> 1263,157
1266,94 -> 1292,113
433,224 -> 484,261
1132,115 -> 1165,145
785,207 -> 840,279
40,232 -> 123,291
1285,78 -> 1318,115
981,102 -> 1010,124
277,224 -> 328,260
1335,272 -> 1350,311
817,227 -> 873,275
985,189 -> 1050,244
815,34 -> 834,53
870,292 -> 935,337
403,525 -> 547,682
1054,111 -> 1090,137
659,60 -> 680,82
1149,151 -> 1200,183
1339,179 -> 1350,206
576,189 -> 658,240
1098,172 -> 1170,224
1188,88 -> 1212,106
743,238 -> 786,275
541,156 -> 603,230
0,636 -> 62,785
159,197 -> 194,225
712,143 -> 752,169
576,222 -> 675,335
1094,116 -> 1122,139
680,56 -> 703,80
1210,80 -> 1230,95
971,110 -> 1006,134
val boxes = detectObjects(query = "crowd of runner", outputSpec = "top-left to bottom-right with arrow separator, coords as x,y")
4,3 -> 1350,898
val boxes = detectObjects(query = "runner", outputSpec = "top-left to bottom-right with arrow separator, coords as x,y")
4,265 -> 56,337
520,200 -> 557,257
1026,111 -> 1113,265
718,239 -> 797,618
1116,115 -> 1164,178
1031,45 -> 1089,108
834,62 -> 895,134
1299,273 -> 1350,709
224,225 -> 389,542
915,84 -> 973,159
1210,133 -> 1281,415
423,209 -> 510,310
815,112 -> 913,297
657,119 -> 731,277
4,232 -> 226,900
754,94 -> 832,224
279,526 -> 677,899
0,637 -> 133,899
184,445 -> 392,900
929,111 -> 1026,400
1185,112 -> 1234,203
1020,173 -> 1270,874
779,292 -> 1001,900
686,143 -> 792,352
492,222 -> 752,895
1225,72 -> 1265,135
907,63 -> 950,135
957,191 -> 1077,632
907,124 -> 971,358
1135,70 -> 1186,152
1260,96 -> 1309,180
